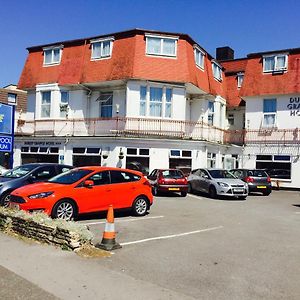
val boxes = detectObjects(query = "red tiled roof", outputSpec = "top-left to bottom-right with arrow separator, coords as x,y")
221,58 -> 248,74
18,29 -> 227,99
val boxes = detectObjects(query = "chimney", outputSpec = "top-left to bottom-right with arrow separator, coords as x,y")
216,47 -> 234,61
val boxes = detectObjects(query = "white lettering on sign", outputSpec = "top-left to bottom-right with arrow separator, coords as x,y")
288,97 -> 300,116
0,137 -> 11,143
0,144 -> 9,150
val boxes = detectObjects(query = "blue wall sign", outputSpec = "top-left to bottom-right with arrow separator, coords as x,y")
0,103 -> 13,135
0,136 -> 12,152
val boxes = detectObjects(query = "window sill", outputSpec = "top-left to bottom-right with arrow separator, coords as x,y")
146,53 -> 177,59
43,62 -> 60,67
91,56 -> 112,61
196,64 -> 205,71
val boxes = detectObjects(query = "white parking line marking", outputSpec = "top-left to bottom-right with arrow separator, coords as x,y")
81,215 -> 164,226
120,225 -> 223,246
188,193 -> 206,200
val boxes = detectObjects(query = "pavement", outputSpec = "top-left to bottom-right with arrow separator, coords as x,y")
0,190 -> 300,299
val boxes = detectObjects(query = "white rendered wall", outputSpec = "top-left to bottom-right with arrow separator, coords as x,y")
226,107 -> 245,130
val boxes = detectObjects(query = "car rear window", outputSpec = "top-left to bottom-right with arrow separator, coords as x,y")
161,170 -> 184,179
247,170 -> 268,177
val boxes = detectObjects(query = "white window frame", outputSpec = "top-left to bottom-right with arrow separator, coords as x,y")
194,46 -> 205,70
263,98 -> 277,128
228,113 -> 234,126
90,37 -> 114,60
60,91 -> 69,118
40,91 -> 51,118
263,53 -> 288,73
7,93 -> 17,104
169,149 -> 192,158
237,72 -> 244,88
43,45 -> 63,66
207,152 -> 216,168
212,62 -> 223,81
139,85 -> 173,119
208,101 -> 214,126
145,34 -> 178,58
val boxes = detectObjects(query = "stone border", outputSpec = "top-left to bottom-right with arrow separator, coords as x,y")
0,208 -> 94,251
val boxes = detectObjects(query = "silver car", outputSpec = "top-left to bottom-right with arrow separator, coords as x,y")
188,168 -> 248,199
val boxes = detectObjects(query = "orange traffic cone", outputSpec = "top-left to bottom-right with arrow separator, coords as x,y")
96,205 -> 122,251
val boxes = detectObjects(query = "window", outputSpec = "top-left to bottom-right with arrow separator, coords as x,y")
140,86 -> 147,116
7,93 -> 17,104
32,166 -> 56,180
150,87 -> 163,117
126,148 -> 150,175
165,88 -> 172,118
212,62 -> 222,81
99,92 -> 113,118
60,91 -> 69,118
256,155 -> 291,180
43,47 -> 62,65
208,102 -> 214,126
263,54 -> 287,72
207,152 -> 216,168
146,35 -> 177,57
228,113 -> 234,126
237,73 -> 244,88
89,171 -> 110,186
263,99 -> 277,127
91,38 -> 113,59
194,47 -> 205,69
41,91 -> 51,118
110,171 -> 140,184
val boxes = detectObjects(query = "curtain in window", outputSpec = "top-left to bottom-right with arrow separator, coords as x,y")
165,88 -> 172,118
102,41 -> 111,57
147,37 -> 161,54
53,49 -> 60,63
276,56 -> 286,69
264,57 -> 275,71
92,43 -> 101,58
162,39 -> 175,56
208,102 -> 214,125
263,114 -> 276,126
41,91 -> 51,118
100,93 -> 113,118
44,50 -> 52,64
150,87 -> 162,117
140,86 -> 147,116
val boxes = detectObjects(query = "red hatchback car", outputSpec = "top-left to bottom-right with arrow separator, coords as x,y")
9,167 -> 153,220
147,169 -> 188,197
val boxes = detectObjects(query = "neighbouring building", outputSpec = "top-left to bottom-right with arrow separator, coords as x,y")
0,84 -> 27,168
15,28 -> 300,188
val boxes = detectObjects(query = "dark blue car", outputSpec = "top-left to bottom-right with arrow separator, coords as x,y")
0,163 -> 73,206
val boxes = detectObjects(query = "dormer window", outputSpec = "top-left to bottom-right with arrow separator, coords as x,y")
43,46 -> 62,66
194,46 -> 205,69
237,72 -> 244,88
145,34 -> 177,57
91,37 -> 114,60
263,54 -> 288,73
212,62 -> 222,81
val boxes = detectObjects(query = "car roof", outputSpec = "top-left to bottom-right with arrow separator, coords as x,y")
18,163 -> 73,168
75,166 -> 143,176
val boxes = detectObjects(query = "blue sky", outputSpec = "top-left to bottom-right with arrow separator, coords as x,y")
0,0 -> 299,87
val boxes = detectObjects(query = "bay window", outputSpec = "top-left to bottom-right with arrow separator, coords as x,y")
140,86 -> 147,116
208,101 -> 214,125
165,88 -> 172,118
41,91 -> 51,118
60,91 -> 69,118
150,87 -> 163,117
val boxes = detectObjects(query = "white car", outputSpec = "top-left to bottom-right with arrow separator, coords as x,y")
0,166 -> 9,176
188,168 -> 248,199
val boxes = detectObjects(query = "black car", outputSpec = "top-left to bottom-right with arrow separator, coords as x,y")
0,163 -> 73,207
230,169 -> 272,196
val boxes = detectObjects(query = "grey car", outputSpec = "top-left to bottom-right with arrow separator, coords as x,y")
188,168 -> 248,199
0,163 -> 73,207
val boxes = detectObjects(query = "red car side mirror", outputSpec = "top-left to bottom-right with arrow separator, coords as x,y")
83,180 -> 94,187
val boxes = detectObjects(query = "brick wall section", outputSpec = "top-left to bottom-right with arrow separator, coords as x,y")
0,88 -> 27,112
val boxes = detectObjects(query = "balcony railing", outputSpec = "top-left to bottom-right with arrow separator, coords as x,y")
16,117 -> 225,143
15,117 -> 300,145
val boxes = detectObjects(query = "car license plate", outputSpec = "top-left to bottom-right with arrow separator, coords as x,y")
169,188 -> 179,191
9,203 -> 20,210
234,188 -> 244,192
257,186 -> 266,189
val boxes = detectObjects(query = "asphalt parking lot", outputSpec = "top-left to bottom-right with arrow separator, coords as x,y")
77,190 -> 300,300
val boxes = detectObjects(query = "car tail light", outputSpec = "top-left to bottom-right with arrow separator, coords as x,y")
245,176 -> 254,183
267,176 -> 271,183
158,176 -> 165,185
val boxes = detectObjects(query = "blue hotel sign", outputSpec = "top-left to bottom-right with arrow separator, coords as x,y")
0,136 -> 12,152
